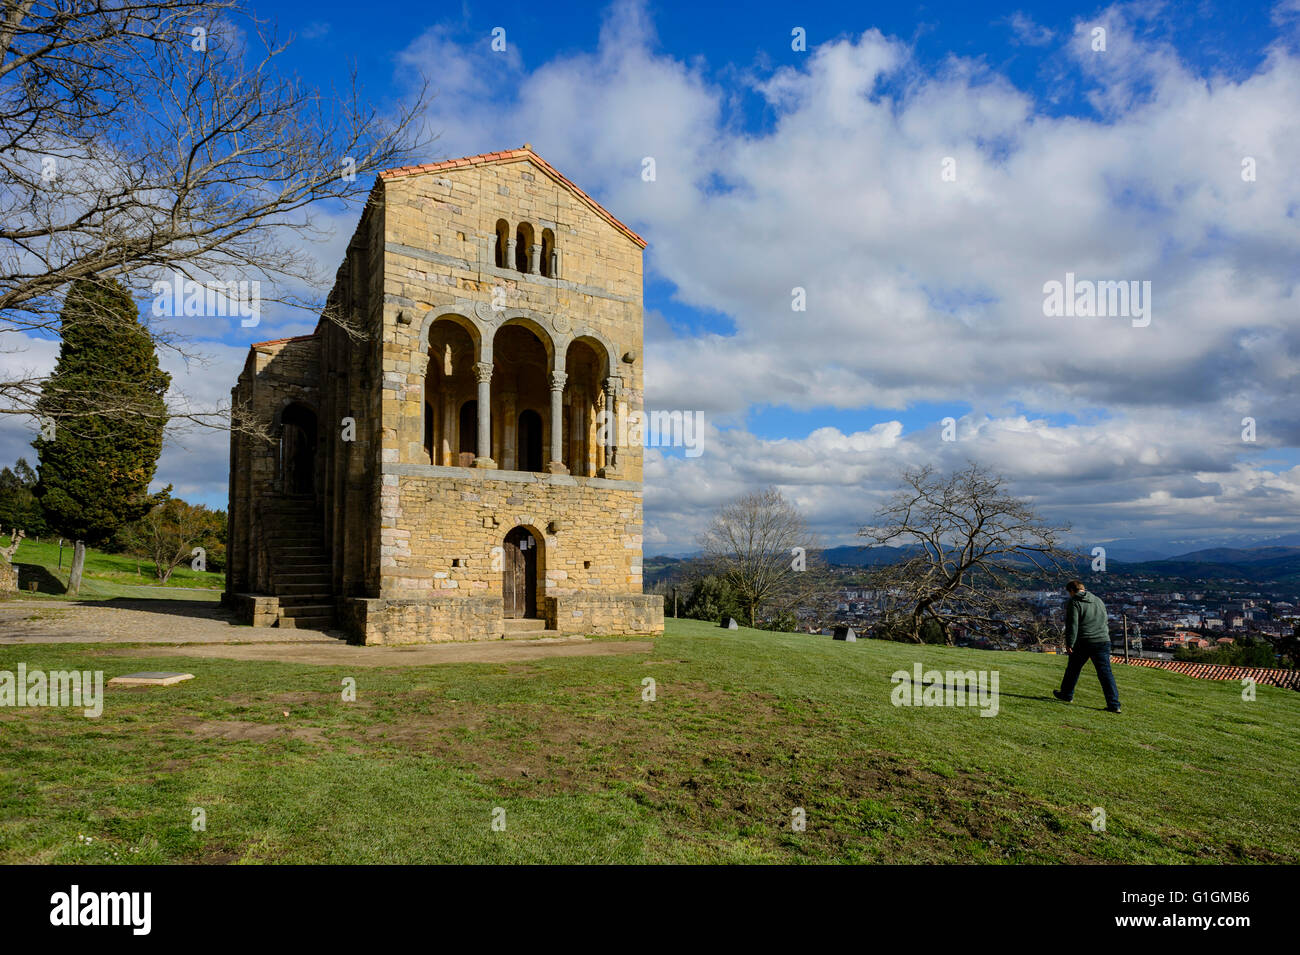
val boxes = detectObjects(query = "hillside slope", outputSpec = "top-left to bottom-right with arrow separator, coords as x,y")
0,618 -> 1295,863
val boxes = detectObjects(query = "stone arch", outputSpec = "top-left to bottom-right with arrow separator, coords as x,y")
424,316 -> 480,465
564,326 -> 618,376
271,395 -> 318,432
495,315 -> 556,366
418,311 -> 482,357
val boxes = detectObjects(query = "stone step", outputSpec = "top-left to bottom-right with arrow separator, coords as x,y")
502,627 -> 564,640
274,582 -> 332,595
277,615 -> 334,630
279,602 -> 334,617
502,618 -> 548,632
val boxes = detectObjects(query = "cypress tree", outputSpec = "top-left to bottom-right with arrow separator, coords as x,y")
34,278 -> 171,544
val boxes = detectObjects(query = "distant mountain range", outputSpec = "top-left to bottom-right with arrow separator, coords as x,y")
813,543 -> 1300,584
647,540 -> 1300,585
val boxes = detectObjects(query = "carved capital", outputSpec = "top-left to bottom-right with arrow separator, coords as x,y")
473,361 -> 494,385
549,371 -> 568,392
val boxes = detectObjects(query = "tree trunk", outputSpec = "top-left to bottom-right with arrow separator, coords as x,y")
66,541 -> 86,596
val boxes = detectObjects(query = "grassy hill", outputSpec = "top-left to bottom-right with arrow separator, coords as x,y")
0,534 -> 224,601
0,617 -> 1296,863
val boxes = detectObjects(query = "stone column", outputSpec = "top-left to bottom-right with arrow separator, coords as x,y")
506,236 -> 517,272
473,361 -> 495,468
441,397 -> 454,466
548,371 -> 568,474
502,391 -> 517,471
529,243 -> 542,275
600,377 -> 620,478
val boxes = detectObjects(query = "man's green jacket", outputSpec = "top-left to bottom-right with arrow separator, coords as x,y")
1065,591 -> 1110,648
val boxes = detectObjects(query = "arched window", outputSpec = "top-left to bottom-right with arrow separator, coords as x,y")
540,228 -> 556,278
515,222 -> 535,273
494,219 -> 510,268
458,400 -> 478,462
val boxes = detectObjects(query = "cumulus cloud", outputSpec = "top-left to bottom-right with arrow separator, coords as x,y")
394,0 -> 1300,553
5,1 -> 1297,556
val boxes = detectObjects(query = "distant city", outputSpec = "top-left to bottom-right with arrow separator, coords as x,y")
647,543 -> 1300,661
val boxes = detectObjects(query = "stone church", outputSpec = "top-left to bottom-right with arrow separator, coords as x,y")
224,146 -> 663,644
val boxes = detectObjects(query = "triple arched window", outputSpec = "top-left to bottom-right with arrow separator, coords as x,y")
494,219 -> 558,278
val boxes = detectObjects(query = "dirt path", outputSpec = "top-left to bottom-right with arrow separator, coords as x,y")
0,597 -> 655,666
0,598 -> 339,645
107,637 -> 654,667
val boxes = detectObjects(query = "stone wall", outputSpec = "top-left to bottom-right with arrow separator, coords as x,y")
378,465 -> 645,601
548,593 -> 664,635
339,594 -> 504,645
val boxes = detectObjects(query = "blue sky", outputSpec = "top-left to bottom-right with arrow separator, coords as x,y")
4,0 -> 1299,558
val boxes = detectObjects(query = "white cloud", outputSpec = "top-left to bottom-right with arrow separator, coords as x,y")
387,1 -> 1300,553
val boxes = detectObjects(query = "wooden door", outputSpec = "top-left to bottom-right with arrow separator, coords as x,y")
503,527 -> 537,618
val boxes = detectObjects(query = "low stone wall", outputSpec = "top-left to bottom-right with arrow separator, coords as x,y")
0,558 -> 15,595
548,593 -> 664,635
338,591 -> 664,644
339,595 -> 505,645
229,593 -> 280,628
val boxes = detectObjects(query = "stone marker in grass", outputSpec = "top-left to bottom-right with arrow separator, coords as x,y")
719,617 -> 739,630
108,672 -> 195,686
833,626 -> 857,642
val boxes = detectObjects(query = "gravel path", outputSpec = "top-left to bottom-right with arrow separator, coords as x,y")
0,598 -> 654,667
0,599 -> 338,645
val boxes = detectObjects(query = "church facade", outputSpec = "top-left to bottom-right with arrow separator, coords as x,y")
224,147 -> 663,644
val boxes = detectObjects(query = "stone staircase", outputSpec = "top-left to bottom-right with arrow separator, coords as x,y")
266,495 -> 335,630
502,618 -> 563,639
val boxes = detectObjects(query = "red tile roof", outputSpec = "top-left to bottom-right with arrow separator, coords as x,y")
249,334 -> 315,348
1118,657 -> 1300,690
379,146 -> 647,248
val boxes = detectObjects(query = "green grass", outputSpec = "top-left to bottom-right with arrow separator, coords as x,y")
1,534 -> 223,600
1,617 -> 1296,863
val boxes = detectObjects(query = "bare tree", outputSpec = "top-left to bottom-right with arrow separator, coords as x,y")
0,1 -> 431,431
859,463 -> 1077,645
699,487 -> 823,628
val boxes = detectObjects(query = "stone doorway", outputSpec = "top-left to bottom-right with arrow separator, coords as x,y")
502,526 -> 539,619
280,403 -> 318,496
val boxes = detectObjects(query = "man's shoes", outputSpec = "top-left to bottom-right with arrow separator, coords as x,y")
1052,690 -> 1071,702
1105,705 -> 1122,713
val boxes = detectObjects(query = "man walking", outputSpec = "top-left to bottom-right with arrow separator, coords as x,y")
1053,580 -> 1121,713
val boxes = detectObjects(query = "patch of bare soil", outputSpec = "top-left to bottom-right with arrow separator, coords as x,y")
173,717 -> 326,743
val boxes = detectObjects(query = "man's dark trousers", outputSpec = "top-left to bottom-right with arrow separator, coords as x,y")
1059,642 -> 1120,709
